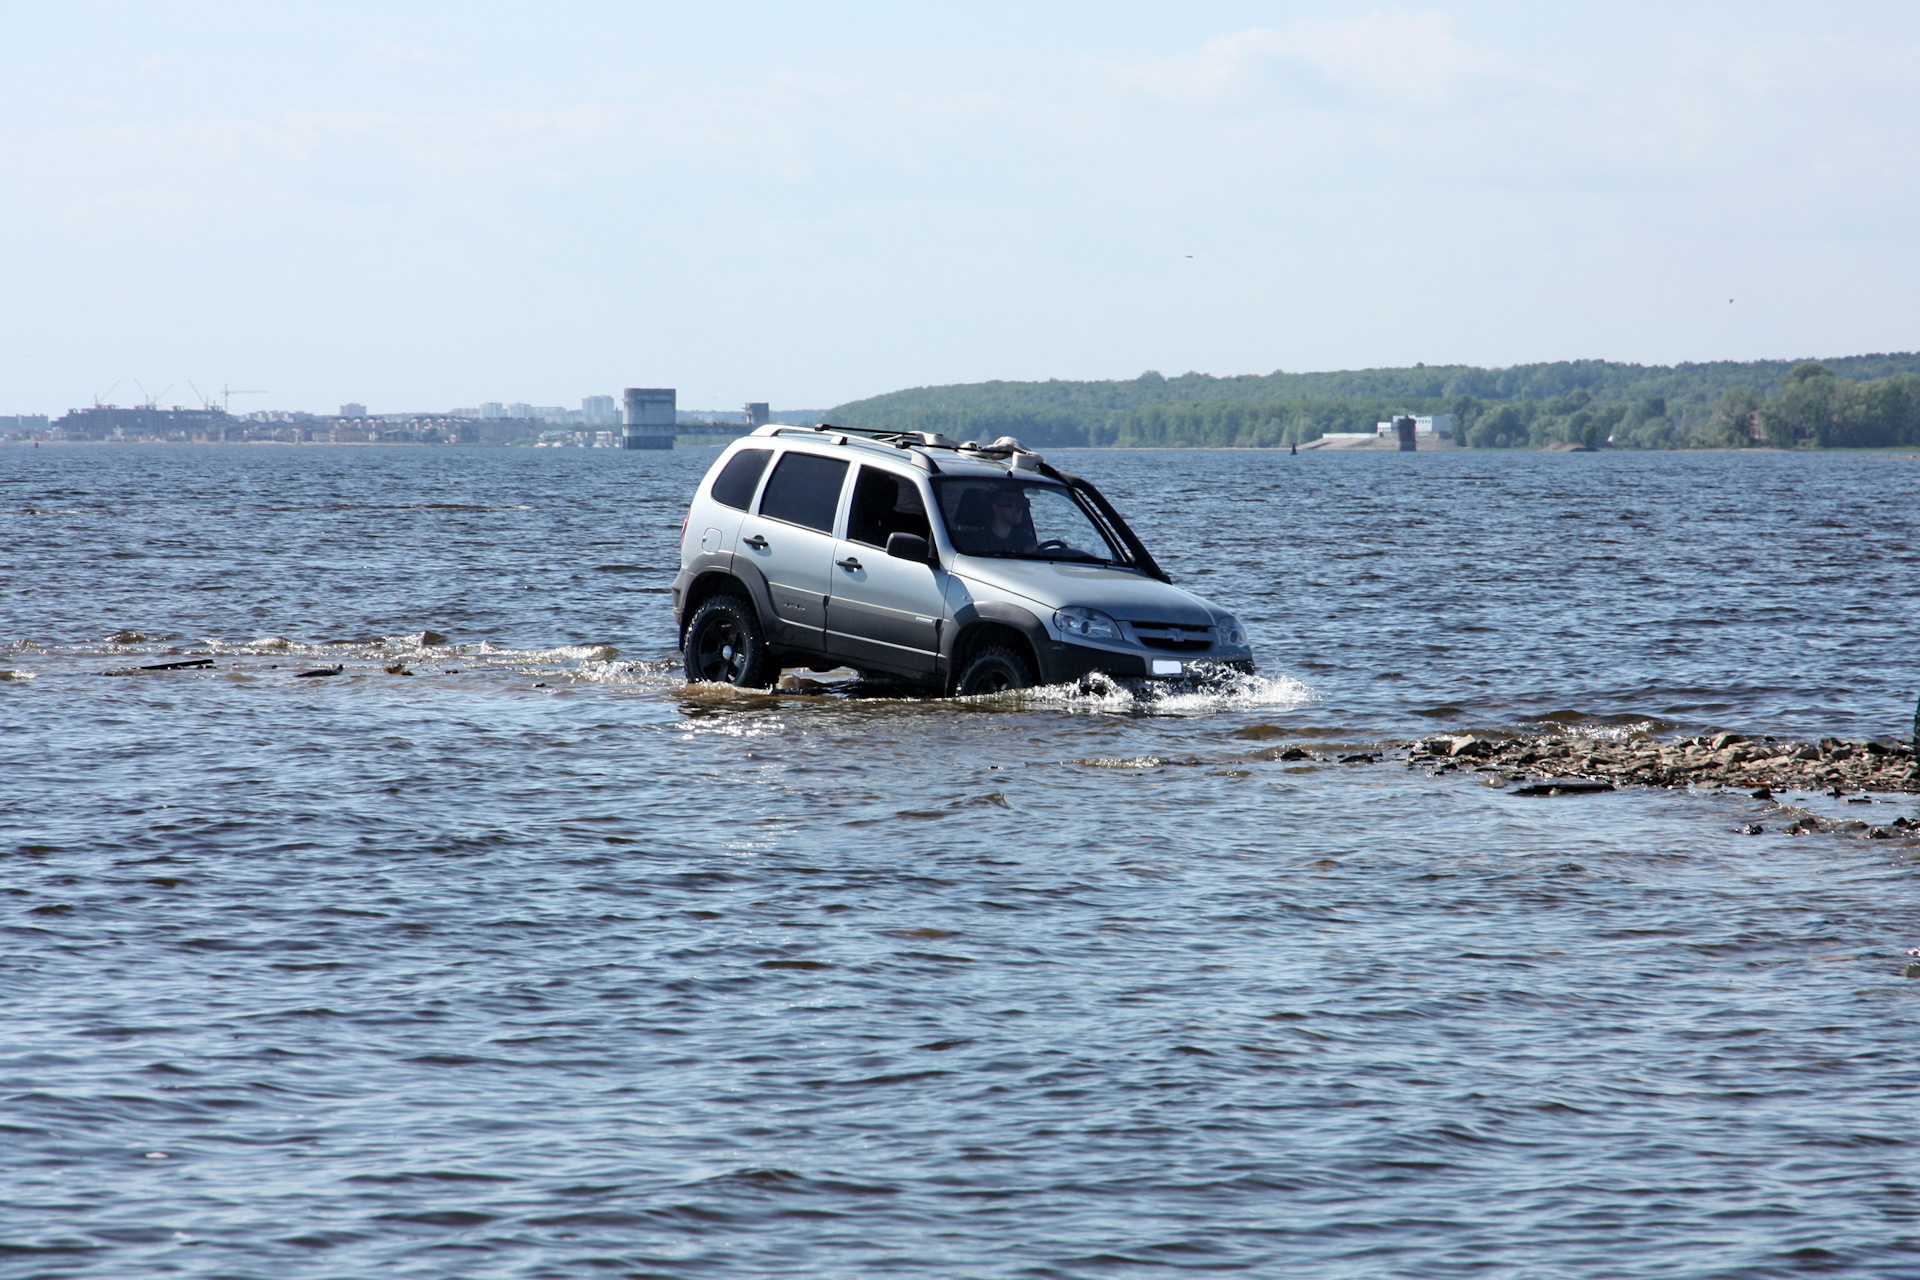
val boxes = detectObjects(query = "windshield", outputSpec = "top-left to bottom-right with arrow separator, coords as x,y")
933,477 -> 1122,564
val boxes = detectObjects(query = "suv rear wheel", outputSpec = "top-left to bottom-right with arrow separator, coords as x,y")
684,594 -> 772,687
954,645 -> 1034,696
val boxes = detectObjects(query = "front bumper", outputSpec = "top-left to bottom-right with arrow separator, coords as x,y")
1035,639 -> 1255,685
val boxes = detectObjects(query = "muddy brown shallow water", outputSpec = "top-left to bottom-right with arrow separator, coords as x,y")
6,444 -> 1920,1278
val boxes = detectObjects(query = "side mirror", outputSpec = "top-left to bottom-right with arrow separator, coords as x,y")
886,532 -> 935,565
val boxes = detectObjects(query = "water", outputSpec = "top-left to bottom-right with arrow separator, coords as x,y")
5,444 -> 1920,1278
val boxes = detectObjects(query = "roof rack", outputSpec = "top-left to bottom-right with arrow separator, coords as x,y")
750,422 -> 1045,469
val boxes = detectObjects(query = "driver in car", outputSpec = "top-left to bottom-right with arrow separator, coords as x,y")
980,487 -> 1037,554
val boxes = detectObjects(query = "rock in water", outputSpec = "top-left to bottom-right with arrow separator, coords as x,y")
1510,779 -> 1613,796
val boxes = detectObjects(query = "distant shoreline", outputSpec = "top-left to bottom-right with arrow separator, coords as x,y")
11,439 -> 1920,457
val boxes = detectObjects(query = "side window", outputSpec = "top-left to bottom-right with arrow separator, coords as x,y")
757,451 -> 849,533
709,448 -> 773,511
847,466 -> 933,548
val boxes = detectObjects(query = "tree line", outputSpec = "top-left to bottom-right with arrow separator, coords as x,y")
827,355 -> 1920,450
1462,363 -> 1920,449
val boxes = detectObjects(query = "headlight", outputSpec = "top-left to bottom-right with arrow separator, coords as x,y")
1216,615 -> 1248,646
1053,606 -> 1120,641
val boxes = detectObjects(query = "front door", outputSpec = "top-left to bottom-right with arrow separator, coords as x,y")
826,465 -> 946,676
735,450 -> 849,653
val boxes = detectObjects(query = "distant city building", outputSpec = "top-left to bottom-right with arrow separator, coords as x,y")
582,395 -> 618,426
51,405 -> 234,441
623,388 -> 676,450
0,414 -> 50,436
507,402 -> 534,420
745,402 -> 771,430
480,402 -> 505,420
533,406 -> 569,423
340,402 -> 367,418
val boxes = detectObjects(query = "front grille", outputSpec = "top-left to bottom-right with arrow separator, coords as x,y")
1128,621 -> 1213,652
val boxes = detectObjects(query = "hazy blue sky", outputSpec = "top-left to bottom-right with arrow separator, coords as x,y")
4,2 -> 1917,414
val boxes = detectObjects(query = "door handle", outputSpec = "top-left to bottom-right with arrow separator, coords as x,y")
743,535 -> 769,549
836,556 -> 862,571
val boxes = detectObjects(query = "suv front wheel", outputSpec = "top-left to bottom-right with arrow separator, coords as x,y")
684,594 -> 772,687
954,645 -> 1035,696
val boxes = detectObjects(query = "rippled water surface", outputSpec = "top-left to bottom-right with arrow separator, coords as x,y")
6,444 -> 1920,1278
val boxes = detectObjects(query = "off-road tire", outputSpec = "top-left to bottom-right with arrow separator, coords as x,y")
683,594 -> 773,688
954,645 -> 1035,696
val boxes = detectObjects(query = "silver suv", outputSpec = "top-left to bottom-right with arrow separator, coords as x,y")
670,425 -> 1255,694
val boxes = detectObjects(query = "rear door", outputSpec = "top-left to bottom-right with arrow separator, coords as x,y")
735,448 -> 849,652
692,446 -> 773,555
826,465 -> 946,676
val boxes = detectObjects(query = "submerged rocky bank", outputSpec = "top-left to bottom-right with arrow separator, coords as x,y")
1412,731 -> 1919,795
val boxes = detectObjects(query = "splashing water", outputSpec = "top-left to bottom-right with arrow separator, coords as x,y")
1015,667 -> 1319,717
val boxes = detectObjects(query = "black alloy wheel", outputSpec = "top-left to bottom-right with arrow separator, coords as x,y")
683,594 -> 771,687
954,645 -> 1035,696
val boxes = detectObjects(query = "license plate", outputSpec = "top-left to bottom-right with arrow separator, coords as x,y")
1151,659 -> 1182,676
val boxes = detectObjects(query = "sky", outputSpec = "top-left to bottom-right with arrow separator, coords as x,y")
3,1 -> 1918,415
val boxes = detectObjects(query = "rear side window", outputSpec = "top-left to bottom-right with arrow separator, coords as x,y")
709,448 -> 773,511
758,451 -> 849,533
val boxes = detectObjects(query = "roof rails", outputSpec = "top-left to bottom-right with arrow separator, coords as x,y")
747,422 -> 1046,470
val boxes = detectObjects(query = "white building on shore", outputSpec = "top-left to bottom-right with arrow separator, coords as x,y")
1374,414 -> 1453,439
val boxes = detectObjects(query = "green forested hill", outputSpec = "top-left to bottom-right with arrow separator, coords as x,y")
825,354 -> 1920,449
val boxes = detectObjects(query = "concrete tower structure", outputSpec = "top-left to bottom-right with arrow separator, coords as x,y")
622,388 -> 676,450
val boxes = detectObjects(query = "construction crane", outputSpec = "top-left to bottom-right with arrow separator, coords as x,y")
220,385 -> 267,414
135,380 -> 174,410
